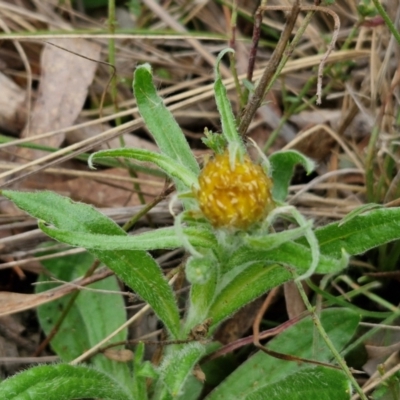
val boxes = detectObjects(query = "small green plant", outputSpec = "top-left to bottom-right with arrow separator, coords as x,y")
3,49 -> 400,400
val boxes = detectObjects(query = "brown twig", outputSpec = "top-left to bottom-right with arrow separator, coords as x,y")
238,2 -> 301,136
203,309 -> 308,363
246,6 -> 263,84
239,2 -> 340,134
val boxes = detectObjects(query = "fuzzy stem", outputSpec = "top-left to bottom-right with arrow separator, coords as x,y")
294,278 -> 367,400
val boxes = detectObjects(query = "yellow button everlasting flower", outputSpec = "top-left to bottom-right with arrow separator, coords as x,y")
196,149 -> 274,230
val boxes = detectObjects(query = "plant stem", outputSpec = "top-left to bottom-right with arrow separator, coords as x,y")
294,278 -> 367,400
371,0 -> 400,46
246,6 -> 262,87
108,0 -> 121,127
238,2 -> 301,136
227,1 -> 244,107
264,9 -> 315,99
365,123 -> 383,202
122,185 -> 175,232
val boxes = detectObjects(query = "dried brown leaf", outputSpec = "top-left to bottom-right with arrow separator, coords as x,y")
0,269 -> 112,317
17,38 -> 101,160
103,348 -> 133,362
0,72 -> 26,133
284,281 -> 307,319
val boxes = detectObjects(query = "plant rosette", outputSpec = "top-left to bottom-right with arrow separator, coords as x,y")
86,49 -> 323,335
4,48 -> 400,400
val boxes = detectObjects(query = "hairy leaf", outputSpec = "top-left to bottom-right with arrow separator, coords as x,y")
1,190 -> 181,338
0,364 -> 133,400
133,64 -> 199,176
36,251 -> 130,388
269,150 -> 316,202
206,308 -> 358,399
89,148 -> 198,190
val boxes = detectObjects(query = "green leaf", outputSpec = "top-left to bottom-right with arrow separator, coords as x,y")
178,374 -> 204,400
223,207 -> 400,295
89,148 -> 198,191
206,207 -> 400,326
132,342 -> 149,400
207,240 -> 346,327
201,128 -> 227,154
133,64 -> 199,176
225,242 -> 344,276
1,190 -> 125,235
158,342 -> 206,398
246,367 -> 350,400
100,250 -> 181,338
338,203 -> 382,226
214,49 -> 245,155
36,251 -> 131,389
209,263 -> 291,327
184,261 -> 218,334
206,308 -> 359,400
269,150 -> 316,202
0,364 -> 133,400
38,222 -> 217,252
1,190 -> 181,339
314,207 -> 400,259
245,221 -> 313,251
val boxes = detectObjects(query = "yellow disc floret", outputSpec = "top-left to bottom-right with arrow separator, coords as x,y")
196,149 -> 274,230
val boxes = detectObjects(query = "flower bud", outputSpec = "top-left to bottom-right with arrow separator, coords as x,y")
196,150 -> 273,230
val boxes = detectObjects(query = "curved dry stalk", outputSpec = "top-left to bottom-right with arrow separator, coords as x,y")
252,286 -> 340,369
238,2 -> 301,136
239,3 -> 340,136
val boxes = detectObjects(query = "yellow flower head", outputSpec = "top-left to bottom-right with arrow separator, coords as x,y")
196,149 -> 274,230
